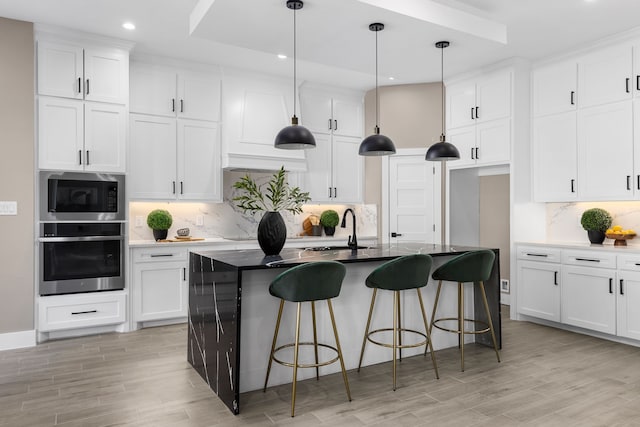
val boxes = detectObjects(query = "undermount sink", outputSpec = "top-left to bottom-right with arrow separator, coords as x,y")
303,245 -> 369,251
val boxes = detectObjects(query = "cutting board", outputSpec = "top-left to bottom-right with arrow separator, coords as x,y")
158,237 -> 205,242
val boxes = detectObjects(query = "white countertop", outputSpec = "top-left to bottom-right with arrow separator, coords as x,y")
129,235 -> 377,249
516,240 -> 640,253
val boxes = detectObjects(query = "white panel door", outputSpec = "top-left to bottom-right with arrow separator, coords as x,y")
533,112 -> 578,202
617,270 -> 640,340
516,261 -> 561,322
578,101 -> 633,200
476,118 -> 510,166
332,95 -> 364,137
37,41 -> 83,99
133,261 -> 187,322
177,71 -> 221,122
84,48 -> 128,104
130,63 -> 177,116
129,114 -> 177,199
332,135 -> 363,203
561,265 -> 616,334
475,69 -> 511,123
578,44 -> 632,108
38,97 -> 84,171
177,120 -> 221,201
447,126 -> 476,168
532,60 -> 577,117
303,133 -> 333,202
84,102 -> 126,173
446,81 -> 476,129
388,154 -> 440,243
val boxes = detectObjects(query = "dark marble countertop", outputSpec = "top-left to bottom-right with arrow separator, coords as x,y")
191,242 -> 493,270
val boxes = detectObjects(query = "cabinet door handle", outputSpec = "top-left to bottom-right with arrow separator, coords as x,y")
471,147 -> 475,160
180,99 -> 184,113
554,271 -> 558,285
475,106 -> 479,119
526,253 -> 548,257
471,107 -> 475,120
627,175 -> 632,191
626,78 -> 631,93
334,120 -> 337,131
570,91 -> 575,105
77,77 -> 82,94
609,278 -> 613,294
72,310 -> 97,315
150,254 -> 174,258
180,181 -> 184,195
183,267 -> 186,281
334,187 -> 337,198
571,179 -> 575,193
86,79 -> 90,95
637,175 -> 640,191
328,119 -> 332,130
172,181 -> 176,194
576,257 -> 600,263
328,187 -> 332,198
78,150 -> 82,165
475,147 -> 479,160
172,98 -> 175,112
637,75 -> 640,91
86,150 -> 90,166
620,279 -> 624,295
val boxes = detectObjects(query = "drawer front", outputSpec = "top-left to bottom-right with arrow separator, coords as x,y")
517,246 -> 561,263
39,292 -> 126,332
617,254 -> 640,271
562,250 -> 616,269
132,246 -> 188,262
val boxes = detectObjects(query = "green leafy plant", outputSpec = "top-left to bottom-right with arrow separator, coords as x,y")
580,208 -> 612,231
147,209 -> 173,230
320,209 -> 339,227
233,166 -> 310,215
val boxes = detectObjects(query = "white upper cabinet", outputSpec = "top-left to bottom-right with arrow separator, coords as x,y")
130,62 -> 221,121
37,41 -> 128,104
300,88 -> 363,137
83,102 -> 127,172
578,44 -> 632,108
177,120 -> 221,201
532,60 -> 577,117
533,112 -> 578,202
446,81 -> 476,129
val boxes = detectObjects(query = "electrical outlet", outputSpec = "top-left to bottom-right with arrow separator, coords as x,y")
196,215 -> 204,226
135,216 -> 144,227
500,279 -> 510,293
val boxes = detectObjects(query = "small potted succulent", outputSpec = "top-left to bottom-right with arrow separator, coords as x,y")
147,209 -> 173,241
320,209 -> 339,236
580,208 -> 612,244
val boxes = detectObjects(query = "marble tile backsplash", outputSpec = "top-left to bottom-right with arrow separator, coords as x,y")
129,171 -> 377,241
547,201 -> 640,245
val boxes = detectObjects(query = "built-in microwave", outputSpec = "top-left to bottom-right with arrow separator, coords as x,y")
39,171 -> 125,221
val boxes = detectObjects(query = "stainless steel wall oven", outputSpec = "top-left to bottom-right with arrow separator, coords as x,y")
39,222 -> 125,296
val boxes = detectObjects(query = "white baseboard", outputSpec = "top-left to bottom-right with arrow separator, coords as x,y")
0,329 -> 36,351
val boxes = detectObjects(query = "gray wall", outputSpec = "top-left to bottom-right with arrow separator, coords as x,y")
0,17 -> 34,333
363,83 -> 443,237
479,174 -> 510,281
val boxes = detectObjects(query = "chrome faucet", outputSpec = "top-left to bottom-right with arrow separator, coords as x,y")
341,208 -> 358,249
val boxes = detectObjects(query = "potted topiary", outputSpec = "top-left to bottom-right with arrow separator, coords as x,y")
580,207 -> 612,244
233,166 -> 310,256
147,209 -> 173,241
320,209 -> 339,236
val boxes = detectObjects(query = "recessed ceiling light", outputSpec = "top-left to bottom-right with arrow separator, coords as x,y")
277,54 -> 287,59
122,22 -> 136,30
388,77 -> 395,80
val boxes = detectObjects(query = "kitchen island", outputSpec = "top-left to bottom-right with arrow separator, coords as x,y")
188,243 -> 501,414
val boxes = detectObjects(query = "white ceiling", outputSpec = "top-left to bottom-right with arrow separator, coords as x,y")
1,0 -> 640,90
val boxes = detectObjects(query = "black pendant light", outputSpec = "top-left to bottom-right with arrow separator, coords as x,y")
359,23 -> 396,156
274,0 -> 316,149
426,41 -> 460,161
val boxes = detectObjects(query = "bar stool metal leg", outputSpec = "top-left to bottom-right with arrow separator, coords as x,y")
291,302 -> 302,417
264,299 -> 285,392
479,281 -> 501,363
392,290 -> 398,391
327,299 -> 352,402
397,292 -> 402,362
428,280 -> 443,339
358,288 -> 377,372
417,288 -> 439,379
459,281 -> 465,372
311,301 -> 319,380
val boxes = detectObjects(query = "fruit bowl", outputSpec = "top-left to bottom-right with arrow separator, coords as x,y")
605,232 -> 636,246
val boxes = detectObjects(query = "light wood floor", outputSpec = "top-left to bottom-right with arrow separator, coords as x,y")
3,306 -> 640,426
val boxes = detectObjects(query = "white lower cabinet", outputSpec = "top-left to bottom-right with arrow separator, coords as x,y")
131,247 -> 188,324
617,255 -> 640,340
38,291 -> 126,332
517,260 -> 561,322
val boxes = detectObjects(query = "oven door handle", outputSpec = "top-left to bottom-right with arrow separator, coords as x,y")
39,236 -> 124,243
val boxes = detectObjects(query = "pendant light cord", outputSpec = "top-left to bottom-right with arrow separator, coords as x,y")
375,28 -> 380,132
293,6 -> 297,118
440,45 -> 445,138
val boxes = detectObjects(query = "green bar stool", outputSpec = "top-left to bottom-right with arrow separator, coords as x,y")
263,261 -> 351,417
357,254 -> 439,391
429,250 -> 500,372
